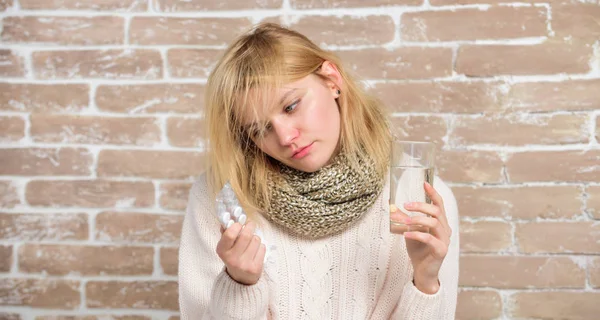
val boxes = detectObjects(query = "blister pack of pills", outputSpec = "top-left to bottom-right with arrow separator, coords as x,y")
215,181 -> 247,229
215,181 -> 274,265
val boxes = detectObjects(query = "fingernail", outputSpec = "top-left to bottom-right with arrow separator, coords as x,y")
404,202 -> 413,208
390,204 -> 398,212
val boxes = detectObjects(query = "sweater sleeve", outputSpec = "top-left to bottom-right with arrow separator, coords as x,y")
178,174 -> 270,320
391,176 -> 460,319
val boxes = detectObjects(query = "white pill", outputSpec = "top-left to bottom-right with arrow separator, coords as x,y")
232,206 -> 243,219
238,214 -> 247,225
219,211 -> 231,225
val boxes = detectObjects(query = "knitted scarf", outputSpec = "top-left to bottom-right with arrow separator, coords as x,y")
263,152 -> 384,238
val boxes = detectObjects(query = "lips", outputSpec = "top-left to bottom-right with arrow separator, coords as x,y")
292,143 -> 313,158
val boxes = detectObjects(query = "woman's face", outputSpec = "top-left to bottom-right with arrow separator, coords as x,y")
242,62 -> 342,173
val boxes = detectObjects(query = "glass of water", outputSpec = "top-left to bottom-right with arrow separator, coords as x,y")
389,140 -> 435,234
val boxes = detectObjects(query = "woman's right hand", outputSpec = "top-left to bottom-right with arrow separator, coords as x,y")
216,221 -> 266,285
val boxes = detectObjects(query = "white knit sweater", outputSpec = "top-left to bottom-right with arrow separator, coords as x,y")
178,172 -> 460,319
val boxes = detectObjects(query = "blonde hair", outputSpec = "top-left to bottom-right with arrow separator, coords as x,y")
204,22 -> 392,218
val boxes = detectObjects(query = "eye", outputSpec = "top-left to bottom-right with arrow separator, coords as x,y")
284,100 -> 300,113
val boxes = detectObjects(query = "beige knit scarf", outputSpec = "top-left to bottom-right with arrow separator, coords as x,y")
264,152 -> 384,238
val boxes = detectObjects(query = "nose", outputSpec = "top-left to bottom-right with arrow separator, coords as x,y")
272,119 -> 298,146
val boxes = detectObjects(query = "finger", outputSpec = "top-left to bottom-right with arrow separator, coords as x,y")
390,204 -> 410,219
424,181 -> 444,210
404,201 -> 449,230
403,202 -> 440,218
254,243 -> 267,265
390,205 -> 411,234
240,234 -> 261,261
406,215 -> 446,239
404,231 -> 448,258
231,221 -> 257,256
217,222 -> 243,253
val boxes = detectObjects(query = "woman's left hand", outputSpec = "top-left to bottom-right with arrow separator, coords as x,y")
390,181 -> 452,294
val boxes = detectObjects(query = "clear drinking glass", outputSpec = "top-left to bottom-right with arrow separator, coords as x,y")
389,140 -> 435,234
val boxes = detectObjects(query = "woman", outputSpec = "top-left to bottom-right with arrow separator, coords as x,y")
178,22 -> 459,319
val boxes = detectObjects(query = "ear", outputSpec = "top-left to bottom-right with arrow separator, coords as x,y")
318,61 -> 343,97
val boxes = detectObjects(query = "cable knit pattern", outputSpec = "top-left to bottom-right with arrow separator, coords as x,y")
299,240 -> 333,319
178,172 -> 460,319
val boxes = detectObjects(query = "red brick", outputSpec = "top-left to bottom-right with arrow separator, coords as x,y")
0,83 -> 89,113
390,116 -> 447,146
516,221 -> 600,254
26,180 -> 154,208
0,117 -> 24,143
19,244 -> 153,275
0,181 -> 19,208
505,79 -> 600,112
130,17 -> 251,45
0,50 -> 24,77
509,292 -> 600,319
431,0 -> 544,4
157,0 -> 282,10
160,182 -> 192,210
0,313 -> 21,320
453,185 -> 583,219
0,279 -> 80,309
0,245 -> 12,272
95,212 -> 183,244
451,114 -> 588,146
167,117 -> 205,148
590,256 -> 600,288
372,81 -> 504,114
436,150 -> 504,183
167,49 -> 223,78
30,115 -> 161,146
0,213 -> 88,241
19,0 -> 148,10
456,290 -> 502,320
402,7 -> 546,41
456,43 -> 593,76
506,150 -> 600,182
288,15 -> 395,46
86,281 -> 178,310
96,84 -> 204,114
160,247 -> 178,275
589,186 -> 600,219
460,221 -> 511,253
291,0 -> 420,7
554,4 -> 600,40
336,47 -> 452,79
98,150 -> 206,179
33,50 -> 163,79
1,17 -> 124,45
460,255 -> 585,288
596,115 -> 600,143
0,148 -> 92,176
0,0 -> 13,11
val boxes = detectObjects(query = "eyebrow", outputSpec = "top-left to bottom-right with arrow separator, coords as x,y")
242,88 -> 298,131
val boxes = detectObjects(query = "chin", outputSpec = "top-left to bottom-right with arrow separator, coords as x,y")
296,155 -> 332,173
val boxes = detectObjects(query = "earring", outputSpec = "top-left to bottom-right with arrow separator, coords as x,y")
336,89 -> 341,95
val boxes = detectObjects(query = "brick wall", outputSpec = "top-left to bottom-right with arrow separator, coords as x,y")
0,0 -> 598,319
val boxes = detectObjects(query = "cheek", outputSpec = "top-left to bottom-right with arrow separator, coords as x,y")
256,138 -> 283,160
